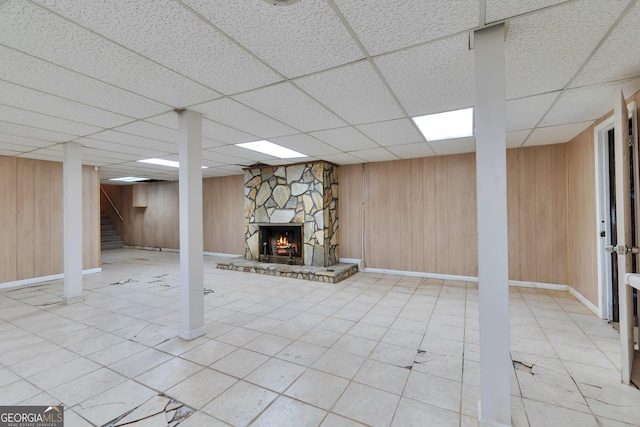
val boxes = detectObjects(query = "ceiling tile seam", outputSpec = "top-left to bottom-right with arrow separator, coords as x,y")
0,77 -> 142,124
74,137 -> 175,155
0,101 -> 111,130
25,0 -> 223,101
0,43 -> 177,111
0,119 -> 79,138
485,0 -> 579,25
519,0 -> 638,148
173,0 -> 290,85
327,0 -> 434,158
567,75 -> 640,92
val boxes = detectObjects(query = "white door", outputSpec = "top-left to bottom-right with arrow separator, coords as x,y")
613,88 -> 635,383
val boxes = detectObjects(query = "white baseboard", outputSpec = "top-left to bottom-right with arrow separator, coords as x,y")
339,258 -> 364,270
0,267 -> 102,290
508,280 -> 568,291
359,267 -> 479,282
568,286 -> 600,316
204,252 -> 243,258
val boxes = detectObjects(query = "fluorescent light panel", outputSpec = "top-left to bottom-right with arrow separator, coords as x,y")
109,176 -> 150,182
235,140 -> 307,159
412,107 -> 474,141
137,158 -> 208,168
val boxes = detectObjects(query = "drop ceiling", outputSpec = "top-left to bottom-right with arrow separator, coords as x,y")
0,0 -> 639,182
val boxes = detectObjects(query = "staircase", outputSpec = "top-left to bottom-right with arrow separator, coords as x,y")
101,211 -> 124,250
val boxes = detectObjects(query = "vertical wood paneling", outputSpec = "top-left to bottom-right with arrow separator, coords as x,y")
338,164 -> 362,259
435,157 -> 449,273
364,162 -> 381,268
423,157 -> 437,273
410,159 -> 424,272
49,162 -> 63,274
33,161 -> 50,277
507,150 -> 521,280
534,146 -> 554,283
16,159 -> 35,280
552,145 -> 568,285
447,155 -> 462,275
460,153 -> 477,276
0,157 -> 17,283
519,147 -> 537,281
82,166 -> 100,270
388,161 -> 402,270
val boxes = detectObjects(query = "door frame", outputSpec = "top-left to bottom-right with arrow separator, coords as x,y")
595,100 -> 637,320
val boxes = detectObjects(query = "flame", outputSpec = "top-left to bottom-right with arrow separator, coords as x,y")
275,235 -> 298,255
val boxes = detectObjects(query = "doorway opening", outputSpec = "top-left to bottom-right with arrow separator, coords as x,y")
596,101 -> 638,323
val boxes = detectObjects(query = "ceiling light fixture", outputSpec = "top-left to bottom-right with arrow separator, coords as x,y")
236,140 -> 307,159
137,158 -> 208,169
412,107 -> 474,141
109,176 -> 151,182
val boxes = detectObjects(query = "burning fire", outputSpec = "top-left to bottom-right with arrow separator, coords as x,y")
275,235 -> 298,255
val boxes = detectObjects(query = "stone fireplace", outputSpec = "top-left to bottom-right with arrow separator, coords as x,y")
244,161 -> 338,267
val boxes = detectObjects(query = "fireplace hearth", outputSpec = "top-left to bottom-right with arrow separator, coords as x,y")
258,224 -> 303,265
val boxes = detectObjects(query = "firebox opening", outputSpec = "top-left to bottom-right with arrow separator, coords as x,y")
258,224 -> 303,265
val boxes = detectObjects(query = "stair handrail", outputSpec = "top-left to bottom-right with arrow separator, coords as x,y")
100,185 -> 124,222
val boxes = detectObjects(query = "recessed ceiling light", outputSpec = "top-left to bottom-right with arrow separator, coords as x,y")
412,107 -> 474,141
235,140 -> 307,159
109,177 -> 150,182
137,158 -> 208,169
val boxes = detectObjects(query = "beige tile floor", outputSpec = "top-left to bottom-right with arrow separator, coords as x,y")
1,248 -> 639,426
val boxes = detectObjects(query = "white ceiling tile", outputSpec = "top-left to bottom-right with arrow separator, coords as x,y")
233,83 -> 346,132
430,137 -> 476,156
269,134 -> 340,157
0,104 -> 102,136
387,143 -> 436,159
0,0 -> 219,107
114,121 -> 178,144
0,149 -> 21,156
266,157 -> 318,166
334,0 -> 479,55
77,137 -> 172,157
193,98 -> 298,138
32,0 -> 281,94
0,45 -> 170,118
209,145 -> 278,163
145,112 -> 179,129
507,130 -> 532,148
486,0 -> 568,22
201,149 -> 255,166
81,147 -> 141,162
309,127 -> 378,152
356,119 -> 423,147
202,138 -> 225,150
505,0 -> 628,99
542,79 -> 640,127
0,80 -> 132,128
0,141 -> 32,153
0,121 -> 76,143
295,61 -> 404,125
572,2 -> 640,87
506,92 -> 559,131
375,34 -> 475,117
17,148 -> 64,162
0,133 -> 60,149
202,119 -> 257,145
348,148 -> 399,163
320,153 -> 366,165
89,130 -> 178,153
183,0 -> 363,78
525,121 -> 595,146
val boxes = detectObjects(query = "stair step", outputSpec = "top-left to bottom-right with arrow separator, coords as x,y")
100,212 -> 124,250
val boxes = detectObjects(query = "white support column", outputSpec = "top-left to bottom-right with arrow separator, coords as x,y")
178,109 -> 206,340
63,141 -> 84,304
474,24 -> 511,427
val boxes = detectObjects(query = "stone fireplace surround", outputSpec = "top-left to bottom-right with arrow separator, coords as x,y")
244,161 -> 338,267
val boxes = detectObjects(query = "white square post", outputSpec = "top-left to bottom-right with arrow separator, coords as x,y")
63,141 -> 84,304
474,24 -> 512,427
178,109 -> 206,340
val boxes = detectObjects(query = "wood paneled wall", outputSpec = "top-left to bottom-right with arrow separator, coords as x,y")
339,148 -> 569,284
0,156 -> 100,283
103,174 -> 244,255
507,145 -> 568,284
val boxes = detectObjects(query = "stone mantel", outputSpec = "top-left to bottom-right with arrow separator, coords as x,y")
244,161 -> 338,267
